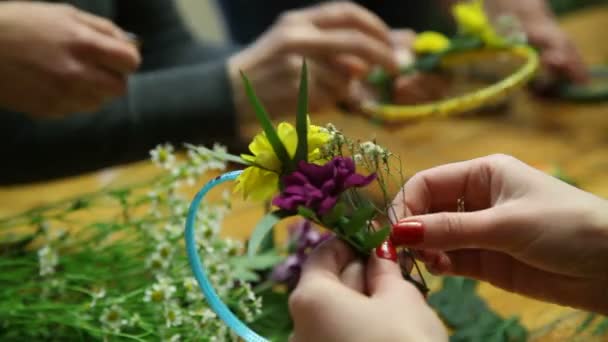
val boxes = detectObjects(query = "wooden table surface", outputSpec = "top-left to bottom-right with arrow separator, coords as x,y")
2,6 -> 608,341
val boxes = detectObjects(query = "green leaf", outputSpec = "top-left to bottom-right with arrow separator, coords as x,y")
297,206 -> 318,222
362,225 -> 390,250
321,202 -> 346,227
575,313 -> 597,334
240,72 -> 293,172
342,203 -> 376,236
294,60 -> 309,163
593,318 -> 608,336
230,251 -> 284,271
247,210 -> 292,258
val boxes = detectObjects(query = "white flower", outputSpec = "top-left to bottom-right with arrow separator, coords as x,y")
145,252 -> 170,272
144,279 -> 176,303
100,305 -> 127,333
90,287 -> 106,308
150,143 -> 176,170
359,141 -> 390,160
128,313 -> 141,327
155,241 -> 174,259
164,302 -> 184,328
167,334 -> 181,342
353,153 -> 363,164
183,277 -> 203,302
164,223 -> 183,239
38,245 -> 58,276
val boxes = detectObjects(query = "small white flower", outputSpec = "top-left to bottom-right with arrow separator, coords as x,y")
145,252 -> 170,272
100,305 -> 127,333
38,245 -> 58,276
150,143 -> 176,170
164,302 -> 183,328
90,287 -> 106,308
183,277 -> 203,302
144,279 -> 176,303
353,153 -> 363,164
155,241 -> 174,259
128,313 -> 141,327
164,223 -> 183,239
168,334 -> 181,342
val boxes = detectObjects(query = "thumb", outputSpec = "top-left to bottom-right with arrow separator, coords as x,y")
390,209 -> 512,252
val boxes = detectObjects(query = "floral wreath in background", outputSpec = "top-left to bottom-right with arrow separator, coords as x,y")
365,0 -> 540,122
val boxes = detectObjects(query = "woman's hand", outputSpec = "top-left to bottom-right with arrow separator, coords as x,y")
289,238 -> 447,342
390,154 -> 608,314
0,2 -> 140,117
485,0 -> 588,83
228,2 -> 398,121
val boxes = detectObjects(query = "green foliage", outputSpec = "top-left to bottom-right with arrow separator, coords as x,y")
240,72 -> 293,173
247,210 -> 293,258
573,313 -> 608,337
429,277 -> 527,342
249,289 -> 293,342
294,60 -> 309,164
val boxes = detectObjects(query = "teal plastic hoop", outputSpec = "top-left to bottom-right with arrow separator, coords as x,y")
185,170 -> 268,342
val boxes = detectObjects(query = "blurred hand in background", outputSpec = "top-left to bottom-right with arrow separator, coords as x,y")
485,0 -> 588,83
0,2 -> 140,117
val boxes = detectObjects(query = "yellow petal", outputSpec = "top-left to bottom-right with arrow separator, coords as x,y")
234,166 -> 279,201
414,31 -> 451,54
277,122 -> 298,158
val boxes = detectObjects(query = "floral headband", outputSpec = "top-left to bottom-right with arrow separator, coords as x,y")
365,0 -> 539,122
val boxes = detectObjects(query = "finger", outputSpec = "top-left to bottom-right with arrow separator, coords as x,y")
366,249 -> 409,297
440,249 -> 608,314
74,11 -> 127,40
390,156 -> 499,222
329,55 -> 370,78
277,29 -> 398,74
79,29 -> 141,74
340,260 -> 366,293
303,2 -> 392,46
80,63 -> 128,97
301,237 -> 357,283
542,47 -> 588,84
390,208 -> 522,252
309,60 -> 351,100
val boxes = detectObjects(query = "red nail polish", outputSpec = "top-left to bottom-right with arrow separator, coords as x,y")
390,220 -> 424,246
376,239 -> 397,262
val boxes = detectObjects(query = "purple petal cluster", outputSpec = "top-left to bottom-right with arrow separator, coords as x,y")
270,220 -> 331,289
272,157 -> 376,216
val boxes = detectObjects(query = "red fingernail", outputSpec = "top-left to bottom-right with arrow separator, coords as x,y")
390,220 -> 424,246
375,239 -> 397,262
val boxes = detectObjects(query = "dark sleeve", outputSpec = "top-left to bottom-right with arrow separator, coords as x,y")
0,0 -> 243,184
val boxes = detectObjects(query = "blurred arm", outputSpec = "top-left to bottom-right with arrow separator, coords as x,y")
0,0 -> 243,184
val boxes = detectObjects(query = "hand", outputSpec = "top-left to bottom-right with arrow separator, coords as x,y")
349,30 -> 451,108
289,237 -> 447,342
390,154 -> 608,314
228,2 -> 398,122
0,2 -> 141,117
485,0 -> 588,83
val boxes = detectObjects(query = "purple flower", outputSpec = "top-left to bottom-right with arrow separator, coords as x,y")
271,220 -> 332,289
272,157 -> 376,216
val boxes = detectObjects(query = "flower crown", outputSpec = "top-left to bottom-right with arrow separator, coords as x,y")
185,61 -> 427,341
366,0 -> 539,121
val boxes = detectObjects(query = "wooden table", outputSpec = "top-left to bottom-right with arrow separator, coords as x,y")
2,6 -> 607,341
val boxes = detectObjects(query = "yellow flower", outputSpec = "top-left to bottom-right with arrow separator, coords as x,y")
413,31 -> 451,54
235,120 -> 331,201
452,0 -> 504,47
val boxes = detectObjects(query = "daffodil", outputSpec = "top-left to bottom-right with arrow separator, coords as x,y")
453,0 -> 504,47
414,31 -> 451,54
235,120 -> 331,200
